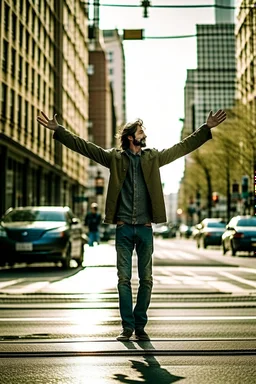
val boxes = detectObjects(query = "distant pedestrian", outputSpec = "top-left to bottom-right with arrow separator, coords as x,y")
37,109 -> 226,341
84,202 -> 102,247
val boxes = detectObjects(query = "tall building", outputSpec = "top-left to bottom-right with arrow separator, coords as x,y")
236,0 -> 256,118
181,4 -> 236,137
103,29 -> 126,131
215,0 -> 235,23
194,23 -> 236,130
86,2 -> 117,211
88,47 -> 113,149
0,1 -> 90,217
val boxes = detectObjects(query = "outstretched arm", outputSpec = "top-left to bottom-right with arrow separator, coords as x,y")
37,111 -> 59,130
37,111 -> 112,168
158,109 -> 226,167
206,109 -> 226,128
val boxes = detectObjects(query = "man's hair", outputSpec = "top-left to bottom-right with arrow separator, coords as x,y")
116,118 -> 144,150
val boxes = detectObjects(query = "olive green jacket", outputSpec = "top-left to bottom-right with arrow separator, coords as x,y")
53,125 -> 212,224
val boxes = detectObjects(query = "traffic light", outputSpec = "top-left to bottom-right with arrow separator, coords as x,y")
242,176 -> 249,198
141,0 -> 151,18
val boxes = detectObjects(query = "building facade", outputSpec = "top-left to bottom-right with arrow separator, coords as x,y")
103,29 -> 126,132
193,23 -> 237,130
236,0 -> 256,118
0,0 -> 90,217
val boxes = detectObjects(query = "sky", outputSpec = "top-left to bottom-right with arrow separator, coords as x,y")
98,0 -> 216,194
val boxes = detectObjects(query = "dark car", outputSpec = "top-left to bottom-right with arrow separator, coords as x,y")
195,218 -> 226,248
222,215 -> 256,256
179,224 -> 193,238
153,223 -> 177,239
0,206 -> 87,268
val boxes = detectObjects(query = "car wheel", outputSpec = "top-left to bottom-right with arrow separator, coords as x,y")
231,242 -> 236,256
62,244 -> 71,269
76,244 -> 84,267
8,261 -> 15,267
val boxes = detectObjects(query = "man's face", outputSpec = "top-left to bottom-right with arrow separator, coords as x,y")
132,125 -> 147,147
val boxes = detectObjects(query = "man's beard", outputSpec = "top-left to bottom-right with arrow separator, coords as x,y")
133,138 -> 146,147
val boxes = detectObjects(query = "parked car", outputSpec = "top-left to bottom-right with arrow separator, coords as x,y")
153,223 -> 177,239
222,215 -> 256,256
0,206 -> 87,268
179,224 -> 193,238
153,224 -> 170,238
195,218 -> 226,248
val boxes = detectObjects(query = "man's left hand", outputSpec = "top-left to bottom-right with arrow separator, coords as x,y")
206,110 -> 226,129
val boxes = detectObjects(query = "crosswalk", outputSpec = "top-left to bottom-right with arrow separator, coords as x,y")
0,266 -> 255,295
0,242 -> 255,295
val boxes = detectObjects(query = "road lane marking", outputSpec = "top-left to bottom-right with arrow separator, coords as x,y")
0,316 -> 256,322
0,280 -> 23,289
220,271 -> 256,289
0,282 -> 50,294
207,281 -> 245,293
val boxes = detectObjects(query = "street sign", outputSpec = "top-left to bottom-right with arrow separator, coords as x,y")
123,29 -> 144,40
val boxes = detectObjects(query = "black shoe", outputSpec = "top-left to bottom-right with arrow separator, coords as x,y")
116,328 -> 133,341
135,328 -> 150,341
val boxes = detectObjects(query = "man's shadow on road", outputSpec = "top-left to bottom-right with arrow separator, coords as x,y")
112,340 -> 184,384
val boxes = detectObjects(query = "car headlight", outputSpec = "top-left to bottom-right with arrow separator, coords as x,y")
44,227 -> 67,238
0,228 -> 7,238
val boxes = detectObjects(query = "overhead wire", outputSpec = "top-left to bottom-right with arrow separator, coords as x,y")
84,1 -> 255,10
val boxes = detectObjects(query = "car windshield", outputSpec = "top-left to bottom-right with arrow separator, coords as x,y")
3,210 -> 66,222
207,222 -> 226,228
237,218 -> 256,227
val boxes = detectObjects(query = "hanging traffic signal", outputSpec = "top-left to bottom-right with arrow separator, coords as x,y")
141,0 -> 151,18
242,175 -> 249,198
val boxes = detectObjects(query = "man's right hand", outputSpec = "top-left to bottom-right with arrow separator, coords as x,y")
37,111 -> 59,131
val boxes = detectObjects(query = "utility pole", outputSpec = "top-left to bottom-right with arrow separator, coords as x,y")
141,0 -> 151,18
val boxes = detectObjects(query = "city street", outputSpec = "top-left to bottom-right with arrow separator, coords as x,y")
0,238 -> 255,383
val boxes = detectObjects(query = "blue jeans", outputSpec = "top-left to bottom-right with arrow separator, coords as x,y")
115,223 -> 153,330
88,231 -> 100,247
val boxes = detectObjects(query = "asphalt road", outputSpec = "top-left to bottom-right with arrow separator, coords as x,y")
0,238 -> 255,383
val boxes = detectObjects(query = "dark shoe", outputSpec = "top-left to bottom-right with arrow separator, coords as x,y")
116,328 -> 133,341
135,328 -> 150,340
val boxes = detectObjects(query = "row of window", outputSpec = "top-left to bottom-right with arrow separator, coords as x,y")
4,0 -> 54,38
1,83 -> 50,148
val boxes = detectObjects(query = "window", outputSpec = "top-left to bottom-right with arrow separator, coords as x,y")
18,55 -> 23,83
17,95 -> 22,126
31,105 -> 34,139
4,3 -> 10,31
12,13 -> 17,40
19,24 -> 23,47
2,40 -> 8,73
31,68 -> 35,95
10,89 -> 15,123
1,84 -> 7,120
108,51 -> 113,63
11,48 -> 16,77
37,74 -> 41,99
25,100 -> 29,137
25,62 -> 29,90
26,31 -> 30,53
26,0 -> 30,24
